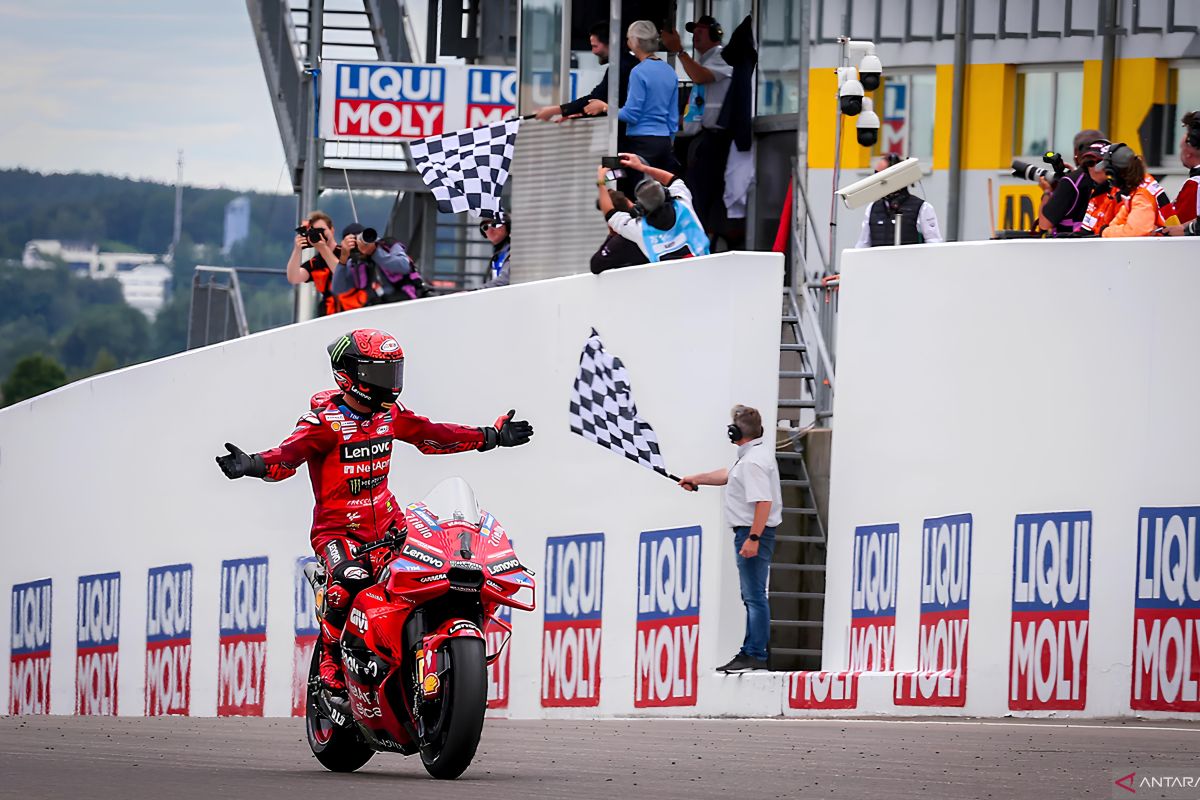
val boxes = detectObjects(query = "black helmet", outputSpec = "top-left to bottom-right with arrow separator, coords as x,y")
328,329 -> 405,412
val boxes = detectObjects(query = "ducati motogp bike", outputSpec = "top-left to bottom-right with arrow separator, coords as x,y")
302,476 -> 535,779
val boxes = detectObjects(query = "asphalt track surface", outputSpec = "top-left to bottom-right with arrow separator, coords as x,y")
1,716 -> 1197,800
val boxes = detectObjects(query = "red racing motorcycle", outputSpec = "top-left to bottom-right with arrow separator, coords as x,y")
302,477 -> 534,779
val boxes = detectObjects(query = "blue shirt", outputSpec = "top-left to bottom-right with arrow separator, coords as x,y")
618,57 -> 679,137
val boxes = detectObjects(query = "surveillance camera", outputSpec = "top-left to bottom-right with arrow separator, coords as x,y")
836,157 -> 923,209
856,97 -> 880,147
858,53 -> 882,91
839,76 -> 864,116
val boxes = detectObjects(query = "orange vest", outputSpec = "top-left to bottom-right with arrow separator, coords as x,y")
1082,187 -> 1120,234
1130,175 -> 1179,227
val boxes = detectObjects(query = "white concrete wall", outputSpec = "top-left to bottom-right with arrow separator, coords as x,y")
1,252 -> 783,718
801,237 -> 1200,718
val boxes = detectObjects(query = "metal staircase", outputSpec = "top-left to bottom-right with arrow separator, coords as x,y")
769,288 -> 832,671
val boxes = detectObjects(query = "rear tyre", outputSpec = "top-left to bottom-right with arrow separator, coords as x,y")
305,640 -> 375,772
420,637 -> 488,780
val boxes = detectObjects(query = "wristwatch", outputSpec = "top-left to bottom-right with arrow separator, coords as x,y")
748,533 -> 761,542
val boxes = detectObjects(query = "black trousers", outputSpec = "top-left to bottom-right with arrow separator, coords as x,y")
686,128 -> 733,239
621,135 -> 681,195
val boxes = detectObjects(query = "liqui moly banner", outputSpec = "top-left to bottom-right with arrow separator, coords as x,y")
542,532 -> 604,707
293,556 -> 319,717
76,572 -> 120,715
10,578 -> 51,715
849,524 -> 899,671
896,514 -> 972,707
217,557 -> 268,716
1131,506 -> 1200,712
486,602 -> 512,710
320,61 -> 580,141
145,564 -> 192,716
788,671 -> 860,710
635,526 -> 701,708
1009,512 -> 1091,711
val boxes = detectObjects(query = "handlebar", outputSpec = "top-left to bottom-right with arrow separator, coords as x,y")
352,525 -> 408,559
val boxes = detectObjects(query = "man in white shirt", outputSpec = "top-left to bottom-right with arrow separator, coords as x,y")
662,16 -> 735,240
678,405 -> 783,673
855,154 -> 944,247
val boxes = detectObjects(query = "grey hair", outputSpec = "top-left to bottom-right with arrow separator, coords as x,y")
627,20 -> 660,54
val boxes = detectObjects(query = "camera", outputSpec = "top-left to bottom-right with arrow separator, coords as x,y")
359,227 -> 378,244
856,97 -> 880,147
295,225 -> 324,245
601,156 -> 623,169
1011,151 -> 1067,184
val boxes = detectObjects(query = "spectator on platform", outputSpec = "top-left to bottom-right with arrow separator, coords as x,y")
286,210 -> 341,316
677,405 -> 782,673
1037,129 -> 1109,235
480,213 -> 512,289
855,154 -> 943,247
533,22 -> 637,124
590,190 -> 649,274
1173,110 -> 1200,226
1097,144 -> 1179,238
662,16 -> 733,240
597,153 -> 709,262
586,21 -> 680,179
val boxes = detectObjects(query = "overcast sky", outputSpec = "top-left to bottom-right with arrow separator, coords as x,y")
0,0 -> 293,192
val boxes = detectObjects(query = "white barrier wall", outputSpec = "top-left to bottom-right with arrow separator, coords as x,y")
0,252 -> 783,718
792,238 -> 1200,718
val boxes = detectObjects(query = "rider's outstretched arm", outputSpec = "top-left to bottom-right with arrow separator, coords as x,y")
217,414 -> 337,481
392,407 -> 533,454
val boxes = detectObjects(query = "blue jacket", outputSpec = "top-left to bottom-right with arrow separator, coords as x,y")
618,57 -> 679,137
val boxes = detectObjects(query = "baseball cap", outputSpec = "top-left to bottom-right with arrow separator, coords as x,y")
341,222 -> 367,238
1078,139 -> 1111,166
685,15 -> 722,37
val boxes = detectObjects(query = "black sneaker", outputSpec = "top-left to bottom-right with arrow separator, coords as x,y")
719,654 -> 769,673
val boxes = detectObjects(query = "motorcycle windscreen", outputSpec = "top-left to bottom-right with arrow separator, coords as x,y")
419,476 -> 482,525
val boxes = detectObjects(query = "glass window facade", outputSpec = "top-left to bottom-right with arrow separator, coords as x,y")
879,72 -> 936,160
519,0 -> 564,113
1157,61 -> 1200,167
757,0 -> 802,116
1015,67 -> 1083,157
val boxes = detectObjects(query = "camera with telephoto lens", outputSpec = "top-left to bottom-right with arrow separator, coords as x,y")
1011,151 -> 1067,184
359,227 -> 378,244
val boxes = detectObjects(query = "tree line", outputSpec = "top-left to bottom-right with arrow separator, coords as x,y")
0,169 -> 396,406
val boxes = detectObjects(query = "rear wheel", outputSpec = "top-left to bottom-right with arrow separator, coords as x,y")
419,637 -> 488,780
305,640 -> 375,772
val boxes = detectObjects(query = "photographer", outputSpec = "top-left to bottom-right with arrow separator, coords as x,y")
286,210 -> 341,317
597,153 -> 710,262
1096,144 -> 1179,238
1037,130 -> 1109,234
334,223 -> 428,305
1174,110 -> 1200,225
590,190 -> 649,274
854,154 -> 943,247
329,223 -> 374,311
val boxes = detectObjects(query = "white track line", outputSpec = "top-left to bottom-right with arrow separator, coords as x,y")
604,717 -> 1200,733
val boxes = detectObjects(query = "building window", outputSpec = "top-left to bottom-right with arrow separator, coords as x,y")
518,0 -> 563,113
880,72 -> 936,160
1015,68 -> 1083,157
1154,61 -> 1200,168
756,0 -> 801,116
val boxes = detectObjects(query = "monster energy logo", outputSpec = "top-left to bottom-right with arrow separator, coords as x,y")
347,475 -> 386,495
330,336 -> 352,363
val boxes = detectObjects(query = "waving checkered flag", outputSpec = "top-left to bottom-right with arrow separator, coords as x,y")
408,119 -> 520,219
569,329 -> 677,481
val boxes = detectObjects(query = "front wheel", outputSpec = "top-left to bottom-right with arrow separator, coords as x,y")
306,640 -> 375,772
419,636 -> 488,779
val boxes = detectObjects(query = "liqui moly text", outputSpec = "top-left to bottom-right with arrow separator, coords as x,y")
1009,512 -> 1091,711
10,579 -> 52,715
635,526 -> 702,708
334,63 -> 446,139
849,524 -> 899,671
542,533 -> 604,707
896,514 -> 972,706
76,572 -> 120,715
218,557 -> 268,716
145,564 -> 192,716
1131,506 -> 1200,712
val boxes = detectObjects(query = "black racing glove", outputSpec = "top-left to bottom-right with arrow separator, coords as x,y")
215,442 -> 267,479
479,409 -> 534,451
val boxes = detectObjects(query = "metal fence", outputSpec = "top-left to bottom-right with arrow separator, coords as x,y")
187,267 -> 249,350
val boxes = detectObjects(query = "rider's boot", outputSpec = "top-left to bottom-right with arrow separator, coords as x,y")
319,585 -> 351,694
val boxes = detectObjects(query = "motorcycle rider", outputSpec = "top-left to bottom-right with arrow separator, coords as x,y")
214,328 -> 533,694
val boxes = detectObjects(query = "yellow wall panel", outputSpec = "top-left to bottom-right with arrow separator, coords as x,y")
962,63 -> 1016,170
933,64 -> 954,170
1082,60 -> 1102,133
1110,58 -> 1167,151
807,67 -> 877,170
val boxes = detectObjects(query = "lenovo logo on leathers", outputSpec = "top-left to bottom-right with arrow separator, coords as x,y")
340,437 -> 392,463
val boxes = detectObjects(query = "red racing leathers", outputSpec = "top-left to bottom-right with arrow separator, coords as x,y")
256,389 -> 485,552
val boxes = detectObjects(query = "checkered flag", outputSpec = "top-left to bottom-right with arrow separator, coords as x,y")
408,119 -> 520,218
569,329 -> 677,481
